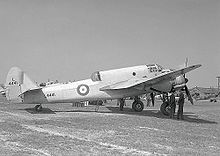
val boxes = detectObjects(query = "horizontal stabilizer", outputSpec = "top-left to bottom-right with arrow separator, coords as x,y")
19,87 -> 42,96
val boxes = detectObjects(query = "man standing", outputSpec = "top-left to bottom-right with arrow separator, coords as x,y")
119,98 -> 125,111
169,91 -> 176,119
177,90 -> 185,120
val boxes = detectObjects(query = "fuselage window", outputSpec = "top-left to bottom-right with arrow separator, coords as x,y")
149,66 -> 157,72
156,64 -> 164,72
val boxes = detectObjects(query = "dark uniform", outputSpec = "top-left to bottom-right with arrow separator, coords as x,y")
177,91 -> 185,120
169,93 -> 176,118
119,98 -> 125,111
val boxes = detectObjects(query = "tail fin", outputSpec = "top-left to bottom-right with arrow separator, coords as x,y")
5,67 -> 38,103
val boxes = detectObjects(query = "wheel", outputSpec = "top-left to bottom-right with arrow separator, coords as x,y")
132,101 -> 144,112
160,101 -> 170,116
132,101 -> 136,110
35,105 -> 43,112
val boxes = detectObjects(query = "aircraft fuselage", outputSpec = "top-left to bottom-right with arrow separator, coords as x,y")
22,64 -> 173,104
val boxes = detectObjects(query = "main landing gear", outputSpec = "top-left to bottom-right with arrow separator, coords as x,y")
132,96 -> 144,112
160,94 -> 171,116
34,104 -> 43,112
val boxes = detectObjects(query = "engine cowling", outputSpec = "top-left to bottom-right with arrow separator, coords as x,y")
173,75 -> 186,85
171,75 -> 189,90
151,80 -> 173,93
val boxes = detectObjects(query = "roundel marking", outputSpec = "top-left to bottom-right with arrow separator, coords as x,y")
77,84 -> 90,96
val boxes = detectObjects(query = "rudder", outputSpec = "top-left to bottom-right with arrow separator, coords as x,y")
5,67 -> 38,103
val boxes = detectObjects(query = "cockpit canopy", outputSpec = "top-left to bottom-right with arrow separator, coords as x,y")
146,64 -> 164,72
91,71 -> 102,81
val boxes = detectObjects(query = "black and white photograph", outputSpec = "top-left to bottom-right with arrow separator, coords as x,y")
0,0 -> 219,155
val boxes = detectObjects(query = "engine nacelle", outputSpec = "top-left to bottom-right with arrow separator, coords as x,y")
172,75 -> 186,85
151,80 -> 173,93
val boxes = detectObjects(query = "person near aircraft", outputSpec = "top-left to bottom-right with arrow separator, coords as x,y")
177,90 -> 185,120
169,91 -> 176,119
150,92 -> 155,107
119,98 -> 125,111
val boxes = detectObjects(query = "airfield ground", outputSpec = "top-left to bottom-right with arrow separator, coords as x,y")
0,96 -> 219,156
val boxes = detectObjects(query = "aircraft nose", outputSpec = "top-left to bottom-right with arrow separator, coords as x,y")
174,75 -> 186,85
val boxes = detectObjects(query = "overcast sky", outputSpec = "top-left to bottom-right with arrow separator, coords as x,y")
0,0 -> 219,88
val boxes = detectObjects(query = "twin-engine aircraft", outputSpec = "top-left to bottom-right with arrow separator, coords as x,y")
4,63 -> 201,114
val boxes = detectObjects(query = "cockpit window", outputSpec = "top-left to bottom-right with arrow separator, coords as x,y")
146,64 -> 164,72
156,64 -> 164,72
146,64 -> 157,72
91,71 -> 101,81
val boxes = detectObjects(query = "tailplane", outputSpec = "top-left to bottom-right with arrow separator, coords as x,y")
5,67 -> 38,103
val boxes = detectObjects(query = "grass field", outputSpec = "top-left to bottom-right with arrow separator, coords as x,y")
0,96 -> 219,155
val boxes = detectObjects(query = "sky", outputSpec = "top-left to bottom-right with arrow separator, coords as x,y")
0,0 -> 219,88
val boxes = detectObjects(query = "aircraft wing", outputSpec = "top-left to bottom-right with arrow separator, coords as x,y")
100,64 -> 201,91
100,78 -> 147,91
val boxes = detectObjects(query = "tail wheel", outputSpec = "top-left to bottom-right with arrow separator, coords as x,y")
132,101 -> 144,112
160,102 -> 170,116
35,105 -> 43,112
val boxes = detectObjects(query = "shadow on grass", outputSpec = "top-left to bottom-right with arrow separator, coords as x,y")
104,106 -> 218,124
22,105 -> 217,124
23,107 -> 56,114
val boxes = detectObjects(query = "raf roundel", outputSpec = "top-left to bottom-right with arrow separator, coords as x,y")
77,84 -> 90,96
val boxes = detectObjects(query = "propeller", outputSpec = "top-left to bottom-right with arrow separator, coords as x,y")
172,58 -> 194,104
184,85 -> 193,105
183,58 -> 194,105
183,57 -> 188,78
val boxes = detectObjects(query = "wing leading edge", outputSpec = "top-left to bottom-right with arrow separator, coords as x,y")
100,64 -> 201,91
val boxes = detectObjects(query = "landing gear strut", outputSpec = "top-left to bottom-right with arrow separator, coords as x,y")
34,104 -> 43,112
160,94 -> 171,116
132,96 -> 144,112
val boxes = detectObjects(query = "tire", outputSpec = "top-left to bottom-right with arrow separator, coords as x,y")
160,102 -> 170,116
132,101 -> 144,112
132,101 -> 136,110
35,105 -> 43,112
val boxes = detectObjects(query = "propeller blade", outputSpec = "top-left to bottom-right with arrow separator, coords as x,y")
183,58 -> 188,78
185,57 -> 188,67
185,85 -> 193,105
150,92 -> 155,107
